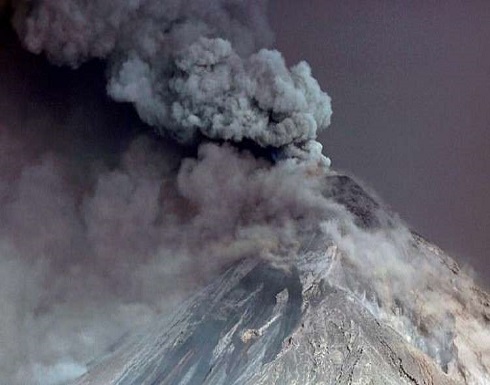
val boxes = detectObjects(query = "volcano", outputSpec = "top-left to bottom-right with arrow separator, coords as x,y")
1,2 -> 489,384
73,175 -> 490,385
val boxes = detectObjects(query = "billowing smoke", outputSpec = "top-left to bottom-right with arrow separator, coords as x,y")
0,125 -> 334,383
12,0 -> 331,165
0,1 -> 488,385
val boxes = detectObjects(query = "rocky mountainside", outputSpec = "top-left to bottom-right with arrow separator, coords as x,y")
73,175 -> 489,385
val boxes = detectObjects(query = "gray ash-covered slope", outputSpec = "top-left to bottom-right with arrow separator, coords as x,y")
74,175 -> 489,385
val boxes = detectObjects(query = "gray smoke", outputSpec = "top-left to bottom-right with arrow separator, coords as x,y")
0,128 -> 335,384
12,0 -> 331,165
0,1 -> 488,384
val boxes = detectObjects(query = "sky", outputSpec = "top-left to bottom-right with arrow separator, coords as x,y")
269,0 -> 490,285
0,1 -> 488,286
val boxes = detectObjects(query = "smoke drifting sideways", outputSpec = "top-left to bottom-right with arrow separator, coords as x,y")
0,1 -> 330,383
0,1 -> 488,385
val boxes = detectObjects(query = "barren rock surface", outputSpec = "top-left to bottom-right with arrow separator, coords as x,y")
73,176 -> 489,385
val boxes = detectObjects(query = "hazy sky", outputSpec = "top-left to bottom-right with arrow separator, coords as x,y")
0,2 -> 488,285
269,1 -> 489,284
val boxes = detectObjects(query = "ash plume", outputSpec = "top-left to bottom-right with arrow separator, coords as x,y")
12,0 -> 331,165
0,1 -> 488,385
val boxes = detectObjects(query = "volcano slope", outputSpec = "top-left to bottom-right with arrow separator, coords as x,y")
73,174 -> 489,385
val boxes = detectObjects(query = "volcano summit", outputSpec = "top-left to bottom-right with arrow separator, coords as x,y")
72,175 -> 490,385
